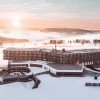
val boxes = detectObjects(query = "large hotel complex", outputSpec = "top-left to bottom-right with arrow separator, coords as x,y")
3,48 -> 100,75
3,48 -> 100,65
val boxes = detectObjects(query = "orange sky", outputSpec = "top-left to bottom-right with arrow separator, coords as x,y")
0,0 -> 100,30
0,18 -> 100,30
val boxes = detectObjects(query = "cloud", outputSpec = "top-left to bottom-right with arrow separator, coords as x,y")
0,0 -> 100,29
0,30 -> 64,41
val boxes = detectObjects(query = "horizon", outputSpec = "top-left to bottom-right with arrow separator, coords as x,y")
0,0 -> 100,29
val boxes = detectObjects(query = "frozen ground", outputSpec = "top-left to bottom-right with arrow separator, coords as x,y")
0,48 -> 100,100
0,67 -> 100,100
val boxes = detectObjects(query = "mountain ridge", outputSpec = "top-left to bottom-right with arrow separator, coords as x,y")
39,28 -> 100,34
0,36 -> 29,44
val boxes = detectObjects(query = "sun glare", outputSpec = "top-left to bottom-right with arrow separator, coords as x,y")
12,20 -> 21,27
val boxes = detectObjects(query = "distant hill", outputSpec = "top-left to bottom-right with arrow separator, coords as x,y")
0,36 -> 29,44
92,30 -> 100,33
40,28 -> 94,34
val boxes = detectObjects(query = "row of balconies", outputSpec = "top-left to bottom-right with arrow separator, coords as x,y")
3,50 -> 100,64
4,54 -> 100,61
3,51 -> 100,57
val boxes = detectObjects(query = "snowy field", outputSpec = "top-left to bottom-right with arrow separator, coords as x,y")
0,30 -> 100,100
0,67 -> 100,100
0,47 -> 100,100
1,30 -> 100,50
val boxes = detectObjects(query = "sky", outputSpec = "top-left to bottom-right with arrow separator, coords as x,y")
0,0 -> 100,29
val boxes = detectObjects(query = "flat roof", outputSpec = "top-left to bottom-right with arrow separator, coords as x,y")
47,63 -> 82,70
3,75 -> 18,79
88,64 -> 100,68
3,48 -> 52,52
3,48 -> 41,52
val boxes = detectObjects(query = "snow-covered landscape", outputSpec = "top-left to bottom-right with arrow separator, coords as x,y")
0,0 -> 100,99
0,66 -> 100,100
0,30 -> 100,100
1,30 -> 100,49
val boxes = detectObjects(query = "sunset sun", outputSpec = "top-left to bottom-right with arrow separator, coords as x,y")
12,20 -> 21,27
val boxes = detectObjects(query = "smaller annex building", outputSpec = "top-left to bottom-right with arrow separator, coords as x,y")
44,63 -> 84,75
4,60 -> 84,76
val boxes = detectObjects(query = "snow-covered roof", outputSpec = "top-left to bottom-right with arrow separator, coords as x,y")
47,63 -> 82,70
